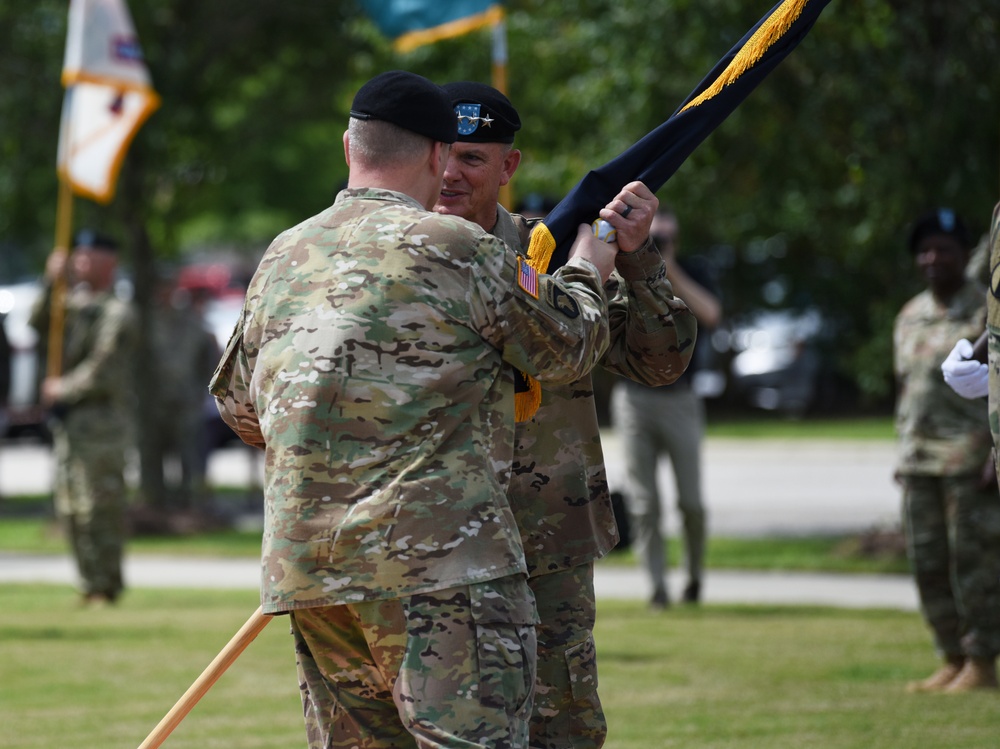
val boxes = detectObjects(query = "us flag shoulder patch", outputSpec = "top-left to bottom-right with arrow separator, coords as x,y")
517,257 -> 539,299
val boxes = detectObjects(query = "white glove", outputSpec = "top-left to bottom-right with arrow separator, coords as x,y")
941,339 -> 989,399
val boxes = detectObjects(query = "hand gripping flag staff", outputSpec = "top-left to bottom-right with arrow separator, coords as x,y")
514,0 -> 833,421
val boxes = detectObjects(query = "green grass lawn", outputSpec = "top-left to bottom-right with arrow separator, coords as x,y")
704,414 -> 896,440
0,585 -> 994,749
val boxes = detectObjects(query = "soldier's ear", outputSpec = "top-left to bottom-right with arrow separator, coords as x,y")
499,148 -> 521,187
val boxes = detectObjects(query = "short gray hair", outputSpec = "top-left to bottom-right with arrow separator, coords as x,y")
347,117 -> 433,169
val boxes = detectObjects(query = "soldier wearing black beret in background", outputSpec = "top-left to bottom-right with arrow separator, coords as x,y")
29,229 -> 137,606
211,69 -> 629,749
435,81 -> 696,749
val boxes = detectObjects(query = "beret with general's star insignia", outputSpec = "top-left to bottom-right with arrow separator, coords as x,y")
444,81 -> 521,144
350,70 -> 457,143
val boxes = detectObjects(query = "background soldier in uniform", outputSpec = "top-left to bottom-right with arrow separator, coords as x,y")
29,230 -> 137,606
210,70 -> 625,749
434,82 -> 697,748
894,208 -> 1000,692
151,271 -> 221,507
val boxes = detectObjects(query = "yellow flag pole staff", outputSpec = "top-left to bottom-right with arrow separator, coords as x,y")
136,607 -> 273,749
516,0 -> 834,421
46,177 -> 75,379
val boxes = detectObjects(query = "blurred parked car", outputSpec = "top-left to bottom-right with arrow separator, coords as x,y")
0,281 -> 45,436
727,308 -> 831,416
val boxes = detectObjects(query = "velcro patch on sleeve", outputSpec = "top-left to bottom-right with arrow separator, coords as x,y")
517,256 -> 539,299
546,285 -> 580,319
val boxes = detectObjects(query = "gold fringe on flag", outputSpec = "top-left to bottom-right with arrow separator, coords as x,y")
681,0 -> 807,113
525,222 -> 557,274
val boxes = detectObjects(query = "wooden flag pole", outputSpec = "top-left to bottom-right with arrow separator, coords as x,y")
46,176 -> 75,378
137,606 -> 273,749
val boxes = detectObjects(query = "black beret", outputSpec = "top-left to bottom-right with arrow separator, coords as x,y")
350,70 -> 457,144
444,81 -> 521,144
908,208 -> 971,253
73,229 -> 118,252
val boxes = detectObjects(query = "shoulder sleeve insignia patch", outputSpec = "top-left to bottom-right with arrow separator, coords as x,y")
546,284 -> 580,319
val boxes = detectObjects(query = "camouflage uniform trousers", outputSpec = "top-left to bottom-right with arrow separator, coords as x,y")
289,573 -> 538,749
901,473 -> 1000,659
527,562 -> 605,749
611,382 -> 708,598
52,414 -> 128,600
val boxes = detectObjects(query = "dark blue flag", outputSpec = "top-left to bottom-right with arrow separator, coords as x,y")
525,0 -> 834,275
515,0 -> 833,420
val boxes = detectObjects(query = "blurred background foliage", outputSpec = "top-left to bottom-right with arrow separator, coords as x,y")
1,0 -> 998,404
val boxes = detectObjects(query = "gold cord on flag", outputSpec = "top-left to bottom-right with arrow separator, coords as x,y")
681,0 -> 807,113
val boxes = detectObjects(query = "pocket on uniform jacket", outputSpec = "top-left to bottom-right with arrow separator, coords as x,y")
470,577 -> 538,718
565,634 -> 599,701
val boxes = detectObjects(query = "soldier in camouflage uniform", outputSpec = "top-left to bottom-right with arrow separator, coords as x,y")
210,71 -> 626,749
894,208 -> 1000,693
987,202 -> 1000,481
29,230 -> 137,606
435,82 -> 697,748
150,272 -> 221,506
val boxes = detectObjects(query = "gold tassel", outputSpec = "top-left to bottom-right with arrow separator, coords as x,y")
681,0 -> 807,113
526,222 -> 557,274
514,376 -> 542,422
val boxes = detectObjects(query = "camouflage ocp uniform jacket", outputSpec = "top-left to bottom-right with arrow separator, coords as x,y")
28,281 -> 136,442
210,188 -> 612,614
986,202 -> 1000,465
493,207 -> 697,576
894,281 -> 991,476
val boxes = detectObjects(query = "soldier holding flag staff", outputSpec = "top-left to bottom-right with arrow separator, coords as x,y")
211,70 -> 627,749
30,230 -> 137,606
435,81 -> 697,749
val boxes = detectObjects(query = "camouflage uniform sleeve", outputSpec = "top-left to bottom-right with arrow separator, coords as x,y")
57,297 -> 136,405
208,309 -> 264,449
601,237 -> 698,386
471,233 -> 611,385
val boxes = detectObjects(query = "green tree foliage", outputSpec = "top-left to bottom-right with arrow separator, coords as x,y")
1,0 -> 997,402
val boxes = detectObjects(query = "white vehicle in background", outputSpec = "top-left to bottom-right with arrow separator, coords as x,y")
0,281 -> 46,437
